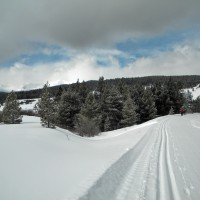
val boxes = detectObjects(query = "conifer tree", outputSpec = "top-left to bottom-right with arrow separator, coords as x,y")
75,115 -> 100,137
97,76 -> 106,98
192,96 -> 200,113
55,86 -> 64,102
0,111 -> 2,122
36,82 -> 56,128
78,81 -> 89,104
58,90 -> 81,129
75,92 -> 100,136
2,91 -> 22,124
104,115 -> 112,131
139,88 -> 157,122
101,86 -> 123,131
120,94 -> 138,127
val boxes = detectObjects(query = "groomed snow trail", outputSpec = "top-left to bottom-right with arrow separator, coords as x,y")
79,114 -> 200,200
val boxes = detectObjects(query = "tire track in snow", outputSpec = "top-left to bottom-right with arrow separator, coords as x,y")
79,117 -> 186,200
117,125 -> 162,200
78,126 -> 156,200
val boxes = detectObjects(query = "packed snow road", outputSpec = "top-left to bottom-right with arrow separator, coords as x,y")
80,114 -> 200,200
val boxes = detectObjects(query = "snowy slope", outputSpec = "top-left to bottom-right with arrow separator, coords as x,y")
0,114 -> 200,200
184,84 -> 200,100
18,99 -> 39,110
0,98 -> 38,111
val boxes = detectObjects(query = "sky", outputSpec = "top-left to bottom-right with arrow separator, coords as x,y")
0,0 -> 200,91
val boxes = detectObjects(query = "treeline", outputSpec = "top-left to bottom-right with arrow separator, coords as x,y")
1,75 -> 200,103
1,76 -> 199,136
33,77 -> 186,136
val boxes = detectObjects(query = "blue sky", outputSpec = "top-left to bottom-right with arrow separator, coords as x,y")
0,30 -> 192,67
0,0 -> 200,91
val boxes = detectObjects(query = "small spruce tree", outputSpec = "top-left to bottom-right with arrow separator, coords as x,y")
75,92 -> 100,136
36,82 -> 56,128
2,91 -> 22,124
58,90 -> 81,129
120,95 -> 138,127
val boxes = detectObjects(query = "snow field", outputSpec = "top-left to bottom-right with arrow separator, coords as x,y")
79,114 -> 200,200
183,84 -> 200,100
0,114 -> 200,200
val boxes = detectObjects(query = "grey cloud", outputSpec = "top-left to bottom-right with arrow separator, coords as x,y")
0,0 -> 200,61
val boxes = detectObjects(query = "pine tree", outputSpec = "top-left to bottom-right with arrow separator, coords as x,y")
75,115 -> 100,137
192,97 -> 200,113
36,82 -> 56,128
78,81 -> 89,104
120,94 -> 138,127
75,92 -> 100,136
183,90 -> 193,112
130,84 -> 143,122
139,88 -> 157,123
97,76 -> 106,98
101,86 -> 123,131
55,86 -> 64,102
58,90 -> 81,129
2,91 -> 22,124
104,115 -> 112,131
0,111 -> 2,122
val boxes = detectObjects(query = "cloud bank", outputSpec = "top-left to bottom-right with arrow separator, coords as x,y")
1,0 -> 200,61
1,43 -> 200,91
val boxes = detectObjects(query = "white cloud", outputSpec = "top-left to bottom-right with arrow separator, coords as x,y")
0,44 -> 200,91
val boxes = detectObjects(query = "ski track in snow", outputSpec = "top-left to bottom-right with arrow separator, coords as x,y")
79,116 -> 199,200
1,114 -> 200,200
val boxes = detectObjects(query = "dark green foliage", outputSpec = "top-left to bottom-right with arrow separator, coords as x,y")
97,76 -> 106,98
1,76 -> 198,136
192,97 -> 200,112
152,80 -> 184,115
104,115 -> 112,132
75,92 -> 100,136
183,90 -> 193,112
36,83 -> 56,128
2,91 -> 22,124
78,81 -> 89,104
1,75 -> 199,101
75,115 -> 100,137
139,88 -> 157,123
58,90 -> 81,129
0,92 -> 7,105
55,86 -> 64,102
100,86 -> 123,131
0,111 -> 2,122
120,94 -> 138,127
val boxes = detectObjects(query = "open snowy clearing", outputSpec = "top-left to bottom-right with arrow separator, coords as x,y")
0,114 -> 200,200
183,84 -> 200,100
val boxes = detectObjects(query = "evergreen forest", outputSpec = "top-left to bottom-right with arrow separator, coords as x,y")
0,75 -> 200,136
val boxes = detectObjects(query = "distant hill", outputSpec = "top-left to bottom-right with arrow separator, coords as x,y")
0,75 -> 200,103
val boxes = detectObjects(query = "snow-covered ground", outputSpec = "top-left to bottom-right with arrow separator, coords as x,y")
0,98 -> 38,111
1,114 -> 200,200
184,84 -> 200,100
18,99 -> 39,110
